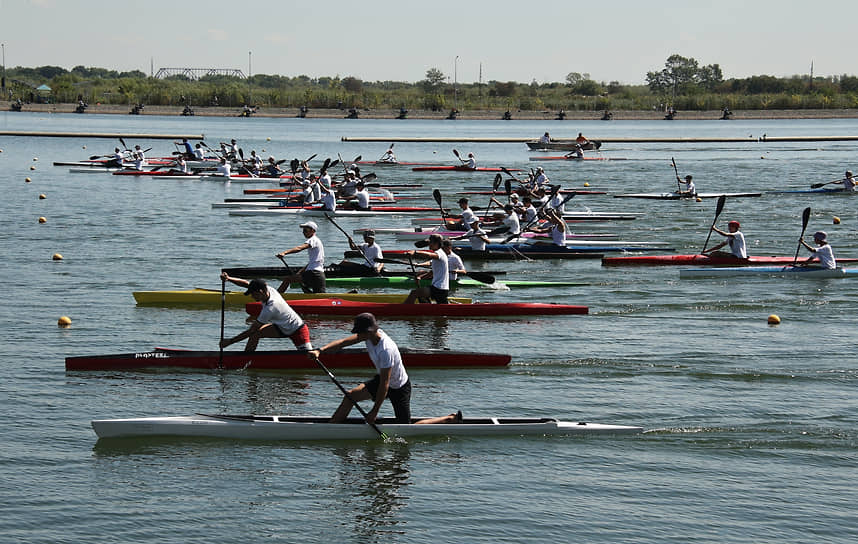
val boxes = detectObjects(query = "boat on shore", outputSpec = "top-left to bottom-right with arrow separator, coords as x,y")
246,299 -> 589,317
133,289 -> 471,308
679,266 -> 857,279
602,254 -> 858,266
66,347 -> 509,371
91,413 -> 643,440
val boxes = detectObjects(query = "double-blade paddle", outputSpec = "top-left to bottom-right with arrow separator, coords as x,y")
701,195 -> 727,254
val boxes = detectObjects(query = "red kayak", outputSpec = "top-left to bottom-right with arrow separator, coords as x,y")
112,170 -> 292,179
247,298 -> 587,317
602,254 -> 858,266
243,184 -> 422,194
411,166 -> 521,172
528,156 -> 626,161
356,161 -> 437,166
65,347 -> 510,371
456,189 -> 607,195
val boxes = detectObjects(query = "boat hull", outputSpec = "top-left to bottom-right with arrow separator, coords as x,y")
526,141 -> 601,151
66,347 -> 509,371
314,277 -> 586,289
133,289 -> 471,308
247,299 -> 588,317
679,266 -> 856,279
528,156 -> 625,161
381,248 -> 601,260
613,192 -> 762,199
92,414 -> 642,440
601,254 -> 858,266
229,207 -> 440,217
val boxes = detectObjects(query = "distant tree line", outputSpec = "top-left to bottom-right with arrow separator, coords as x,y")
4,55 -> 858,112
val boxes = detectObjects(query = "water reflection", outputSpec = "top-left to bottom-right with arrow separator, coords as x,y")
402,318 -> 451,349
331,443 -> 412,539
213,371 -> 311,413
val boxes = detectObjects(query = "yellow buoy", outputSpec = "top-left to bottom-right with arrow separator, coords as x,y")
30,165 -> 36,171
583,182 -> 590,187
39,194 -> 46,199
38,216 -> 47,223
266,137 -> 271,141
25,177 -> 32,183
33,157 -> 38,161
767,314 -> 781,325
58,316 -> 72,327
52,253 -> 63,260
695,197 -> 703,202
833,216 -> 841,224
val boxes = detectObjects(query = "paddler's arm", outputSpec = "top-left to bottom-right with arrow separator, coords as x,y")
409,250 -> 439,260
277,242 -> 310,258
220,272 -> 249,289
306,333 -> 363,360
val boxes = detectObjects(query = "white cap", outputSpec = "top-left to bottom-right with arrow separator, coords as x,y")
300,221 -> 318,231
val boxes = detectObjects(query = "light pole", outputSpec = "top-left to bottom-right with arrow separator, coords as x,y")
1,43 -> 6,96
454,55 -> 459,110
248,51 -> 252,105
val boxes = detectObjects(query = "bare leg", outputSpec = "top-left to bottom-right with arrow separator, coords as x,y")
330,384 -> 372,423
415,410 -> 462,424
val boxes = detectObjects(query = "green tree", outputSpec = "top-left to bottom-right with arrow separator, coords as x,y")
422,68 -> 446,93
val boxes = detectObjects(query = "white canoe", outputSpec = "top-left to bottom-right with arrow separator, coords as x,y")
91,414 -> 643,440
613,192 -> 762,200
229,208 -> 437,217
679,266 -> 856,279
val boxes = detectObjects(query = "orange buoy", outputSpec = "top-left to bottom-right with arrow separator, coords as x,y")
833,216 -> 841,224
52,253 -> 63,260
58,316 -> 72,327
38,216 -> 47,223
767,314 -> 781,325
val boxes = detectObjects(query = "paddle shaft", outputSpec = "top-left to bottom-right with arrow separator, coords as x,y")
324,213 -> 374,268
311,355 -> 388,439
701,195 -> 726,253
794,207 -> 812,264
377,257 -> 494,284
219,277 -> 225,369
671,158 -> 680,192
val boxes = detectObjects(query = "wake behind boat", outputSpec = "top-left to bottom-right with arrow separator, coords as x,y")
91,413 -> 643,440
679,266 -> 857,279
602,254 -> 858,266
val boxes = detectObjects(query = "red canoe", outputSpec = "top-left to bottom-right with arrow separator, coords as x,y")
602,254 -> 858,266
247,298 -> 587,317
65,347 -> 510,371
411,166 -> 521,172
528,156 -> 626,161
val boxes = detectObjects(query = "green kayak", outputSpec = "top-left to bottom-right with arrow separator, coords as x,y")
292,276 -> 586,289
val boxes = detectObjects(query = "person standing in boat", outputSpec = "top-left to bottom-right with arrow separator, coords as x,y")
678,174 -> 696,195
404,234 -> 449,304
175,138 -> 194,159
308,313 -> 462,424
800,231 -> 836,269
219,274 -> 312,352
703,220 -> 747,259
277,221 -> 327,293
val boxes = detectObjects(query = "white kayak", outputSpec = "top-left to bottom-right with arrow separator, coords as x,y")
679,266 -> 856,279
613,192 -> 762,200
229,208 -> 438,217
91,413 -> 643,440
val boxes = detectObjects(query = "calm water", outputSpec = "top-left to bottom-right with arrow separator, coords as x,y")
1,113 -> 856,543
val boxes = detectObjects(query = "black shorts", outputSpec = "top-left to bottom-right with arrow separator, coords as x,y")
429,285 -> 449,304
365,375 -> 412,423
300,269 -> 326,293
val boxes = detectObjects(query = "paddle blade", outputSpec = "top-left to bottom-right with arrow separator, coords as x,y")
810,182 -> 827,189
493,173 -> 502,191
414,239 -> 429,248
452,149 -> 461,158
238,148 -> 245,159
89,155 -> 102,160
306,153 -> 317,162
328,159 -> 340,170
353,155 -> 362,163
364,173 -> 377,182
505,179 -> 512,196
715,195 -> 726,217
119,137 -> 127,150
321,158 -> 330,172
801,206 -> 811,231
465,271 -> 495,284
432,189 -> 443,206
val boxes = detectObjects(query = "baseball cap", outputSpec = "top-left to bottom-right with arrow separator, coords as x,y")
300,221 -> 318,231
351,312 -> 378,334
244,278 -> 267,295
363,229 -> 376,238
813,231 -> 827,242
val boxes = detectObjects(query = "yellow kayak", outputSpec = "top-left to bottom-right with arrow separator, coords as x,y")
133,288 -> 471,308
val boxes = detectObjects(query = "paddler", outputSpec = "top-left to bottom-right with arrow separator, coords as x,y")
564,144 -> 584,160
106,147 -> 125,168
534,167 -> 550,188
264,156 -> 283,177
465,152 -> 476,169
342,181 -> 371,210
403,234 -> 449,304
539,132 -> 551,144
380,148 -> 397,163
841,171 -> 857,191
800,231 -> 836,269
448,197 -> 477,230
530,209 -> 567,246
276,221 -> 327,293
219,274 -> 312,352
193,143 -> 206,160
703,220 -> 747,259
215,157 -> 231,177
454,219 -> 490,251
307,313 -> 461,424
441,240 -> 468,283
175,138 -> 194,159
337,229 -> 384,275
678,174 -> 696,195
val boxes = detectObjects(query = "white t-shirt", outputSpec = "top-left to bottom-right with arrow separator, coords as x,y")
682,179 -> 696,193
466,227 -> 488,251
256,286 -> 304,335
548,193 -> 565,215
503,212 -> 521,235
460,207 -> 477,228
523,205 -> 538,223
359,242 -> 383,267
431,249 -> 449,290
355,189 -> 370,209
366,330 -> 408,389
728,231 -> 747,258
810,244 -> 836,269
447,252 -> 465,281
305,235 -> 325,272
550,224 -> 566,246
216,163 -> 231,176
321,190 -> 336,211
466,157 -> 476,169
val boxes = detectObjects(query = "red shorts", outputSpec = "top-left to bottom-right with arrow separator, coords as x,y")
277,323 -> 311,348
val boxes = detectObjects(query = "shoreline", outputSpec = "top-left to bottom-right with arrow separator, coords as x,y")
4,101 -> 858,120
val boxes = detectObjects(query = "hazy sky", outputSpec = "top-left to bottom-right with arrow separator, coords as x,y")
2,0 -> 856,85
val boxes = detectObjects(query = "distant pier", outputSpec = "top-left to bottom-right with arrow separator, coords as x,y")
0,131 -> 205,140
341,136 -> 858,143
